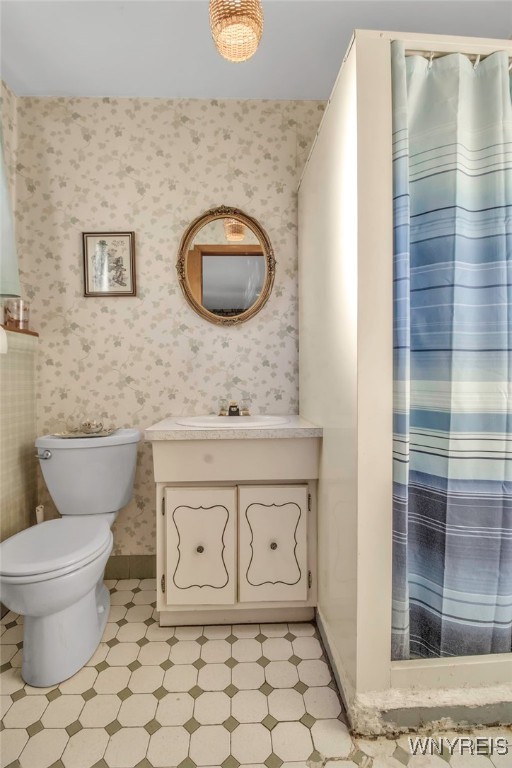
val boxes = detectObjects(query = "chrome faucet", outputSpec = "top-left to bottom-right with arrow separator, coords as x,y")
218,398 -> 251,416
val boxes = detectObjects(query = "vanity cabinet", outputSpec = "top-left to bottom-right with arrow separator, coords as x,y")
146,418 -> 322,626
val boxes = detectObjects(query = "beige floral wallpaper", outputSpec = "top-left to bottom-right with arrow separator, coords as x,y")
1,84 -> 324,554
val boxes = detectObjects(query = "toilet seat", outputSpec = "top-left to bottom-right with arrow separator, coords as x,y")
0,518 -> 112,579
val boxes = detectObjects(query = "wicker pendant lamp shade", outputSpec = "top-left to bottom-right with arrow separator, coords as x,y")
209,0 -> 264,62
224,218 -> 246,241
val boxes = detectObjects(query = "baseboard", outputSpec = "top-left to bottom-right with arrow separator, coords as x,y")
105,554 -> 156,580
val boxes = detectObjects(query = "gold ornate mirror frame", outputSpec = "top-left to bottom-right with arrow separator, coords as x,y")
176,206 -> 275,326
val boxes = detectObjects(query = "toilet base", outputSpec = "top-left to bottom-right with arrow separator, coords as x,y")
22,580 -> 110,687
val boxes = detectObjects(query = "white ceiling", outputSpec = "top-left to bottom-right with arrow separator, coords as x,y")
1,1 -> 510,100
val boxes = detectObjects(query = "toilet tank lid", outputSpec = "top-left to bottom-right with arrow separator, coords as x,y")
36,428 -> 141,449
0,518 -> 112,577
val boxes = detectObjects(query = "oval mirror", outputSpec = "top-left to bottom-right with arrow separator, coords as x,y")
177,206 -> 275,325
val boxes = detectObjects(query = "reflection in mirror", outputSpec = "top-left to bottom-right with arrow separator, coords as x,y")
177,207 -> 275,325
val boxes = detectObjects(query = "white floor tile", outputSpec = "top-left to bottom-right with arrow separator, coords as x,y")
0,667 -> 24,696
94,667 -> 131,694
303,687 -> 341,718
263,638 -> 293,661
265,661 -> 299,689
116,622 -> 147,642
118,693 -> 158,726
146,623 -> 175,642
163,664 -> 198,692
41,694 -> 84,728
128,665 -> 164,693
232,639 -> 263,662
59,667 -> 98,695
139,578 -> 157,591
0,695 -> 12,720
232,624 -> 261,638
232,690 -> 268,723
288,624 -> 315,637
61,728 -> 109,768
175,625 -> 204,640
109,591 -> 134,606
169,639 -> 201,664
203,625 -> 232,639
261,624 -> 288,637
231,723 -> 272,764
80,694 -> 121,727
19,728 -> 68,768
297,659 -> 331,687
272,722 -> 314,761
198,662 -> 231,691
3,694 -> 48,728
201,639 -> 231,663
232,662 -> 265,691
115,579 -> 140,591
132,590 -> 156,605
155,692 -> 194,726
311,719 -> 353,759
105,642 -> 140,666
85,643 -> 109,667
147,727 -> 190,768
137,640 -> 170,666
104,726 -> 149,767
190,724 -> 231,766
0,728 -> 29,768
125,605 -> 152,623
268,689 -> 305,721
107,606 -> 127,623
194,691 -> 231,724
292,637 -> 323,659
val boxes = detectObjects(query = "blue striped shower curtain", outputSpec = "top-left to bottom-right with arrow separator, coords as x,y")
391,41 -> 512,660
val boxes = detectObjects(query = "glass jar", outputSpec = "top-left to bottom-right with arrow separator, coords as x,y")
4,299 -> 30,330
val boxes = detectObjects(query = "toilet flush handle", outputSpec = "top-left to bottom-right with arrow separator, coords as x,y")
36,449 -> 52,460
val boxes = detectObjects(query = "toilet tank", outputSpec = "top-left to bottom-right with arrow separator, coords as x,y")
35,429 -> 140,516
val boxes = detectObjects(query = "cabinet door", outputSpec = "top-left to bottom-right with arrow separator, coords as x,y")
239,485 -> 308,603
165,487 -> 236,605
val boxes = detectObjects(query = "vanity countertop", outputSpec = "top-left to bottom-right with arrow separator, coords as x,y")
145,415 -> 322,441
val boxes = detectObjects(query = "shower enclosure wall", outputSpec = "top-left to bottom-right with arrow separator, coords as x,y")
298,29 -> 511,734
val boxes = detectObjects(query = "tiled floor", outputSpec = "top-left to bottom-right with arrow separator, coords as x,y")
0,579 -> 510,768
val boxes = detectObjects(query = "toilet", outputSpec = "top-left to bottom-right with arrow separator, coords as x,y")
0,428 -> 140,687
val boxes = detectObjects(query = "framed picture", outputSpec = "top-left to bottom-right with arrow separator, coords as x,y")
82,232 -> 136,297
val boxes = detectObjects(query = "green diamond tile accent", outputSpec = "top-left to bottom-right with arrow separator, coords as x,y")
222,716 -> 239,733
26,720 -> 44,738
11,689 -> 26,702
153,686 -> 168,700
350,750 -> 369,766
95,661 -> 109,673
106,638 -> 119,648
294,681 -> 308,694
5,621 -> 16,629
144,618 -> 155,626
167,636 -> 179,647
144,718 -> 161,735
259,682 -> 273,696
91,760 -> 109,768
128,660 -> 142,672
308,750 -> 323,766
189,685 -> 204,700
392,746 -> 411,766
125,602 -> 135,609
221,757 -> 240,768
225,657 -> 238,669
193,658 -> 206,670
264,753 -> 283,768
132,587 -> 141,593
285,632 -> 296,642
117,687 -> 132,701
117,618 -> 128,627
255,633 -> 266,643
105,719 -> 122,736
262,714 -> 278,731
184,717 -> 200,735
0,663 -> 12,674
137,637 -> 149,647
197,636 -> 208,646
300,713 -> 316,728
160,659 -> 173,671
135,760 -> 153,768
226,634 -> 237,645
223,684 -> 238,698
4,760 -> 21,768
48,761 -> 65,768
82,688 -> 97,702
177,758 -> 197,768
289,655 -> 301,666
65,720 -> 83,738
46,688 -> 62,702
257,656 -> 270,667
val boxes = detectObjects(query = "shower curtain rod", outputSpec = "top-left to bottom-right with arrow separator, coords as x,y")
405,49 -> 512,70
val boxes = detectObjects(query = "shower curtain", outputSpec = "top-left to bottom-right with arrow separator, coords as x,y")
391,42 -> 512,660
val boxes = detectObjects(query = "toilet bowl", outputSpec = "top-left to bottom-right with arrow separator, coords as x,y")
0,518 -> 113,687
0,428 -> 140,687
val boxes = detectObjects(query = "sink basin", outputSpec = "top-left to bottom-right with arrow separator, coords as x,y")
175,415 -> 290,429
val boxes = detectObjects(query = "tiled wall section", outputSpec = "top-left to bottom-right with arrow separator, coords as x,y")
0,330 -> 38,541
2,87 -> 324,554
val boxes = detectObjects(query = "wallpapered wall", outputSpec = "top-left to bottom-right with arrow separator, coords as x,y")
1,82 -> 324,554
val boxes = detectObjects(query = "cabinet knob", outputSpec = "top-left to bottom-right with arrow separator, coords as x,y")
270,542 -> 278,550
196,545 -> 205,554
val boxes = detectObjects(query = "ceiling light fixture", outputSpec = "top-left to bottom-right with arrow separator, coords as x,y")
209,0 -> 264,63
224,218 -> 246,241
